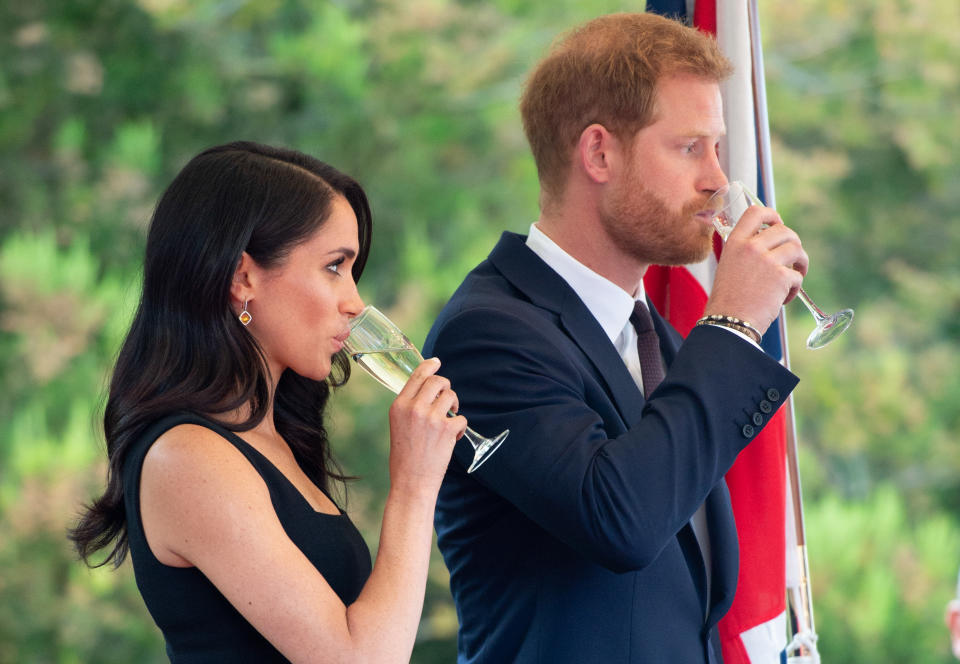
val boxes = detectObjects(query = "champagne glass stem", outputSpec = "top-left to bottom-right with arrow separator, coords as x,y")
445,412 -> 488,444
795,287 -> 828,324
443,407 -> 508,472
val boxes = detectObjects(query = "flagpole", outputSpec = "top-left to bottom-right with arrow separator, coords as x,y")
747,0 -> 820,662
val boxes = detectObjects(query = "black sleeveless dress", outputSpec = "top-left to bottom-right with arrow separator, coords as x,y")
122,412 -> 372,662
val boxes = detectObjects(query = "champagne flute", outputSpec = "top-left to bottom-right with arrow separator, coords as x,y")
707,181 -> 854,350
344,305 -> 508,473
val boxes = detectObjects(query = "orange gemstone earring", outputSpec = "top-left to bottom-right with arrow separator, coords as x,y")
238,300 -> 252,326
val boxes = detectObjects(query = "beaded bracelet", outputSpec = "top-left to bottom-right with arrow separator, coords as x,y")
695,314 -> 763,345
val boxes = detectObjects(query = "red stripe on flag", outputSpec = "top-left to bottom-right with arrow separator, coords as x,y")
693,0 -> 716,35
643,265 -> 708,336
718,410 -> 788,658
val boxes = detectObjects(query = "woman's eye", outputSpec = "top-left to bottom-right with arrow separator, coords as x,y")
326,257 -> 345,275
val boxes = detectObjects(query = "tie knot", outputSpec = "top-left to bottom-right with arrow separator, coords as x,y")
630,301 -> 655,334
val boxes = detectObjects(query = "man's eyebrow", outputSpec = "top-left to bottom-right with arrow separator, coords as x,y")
675,130 -> 725,139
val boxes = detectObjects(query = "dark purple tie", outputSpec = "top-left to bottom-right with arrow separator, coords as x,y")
630,301 -> 664,397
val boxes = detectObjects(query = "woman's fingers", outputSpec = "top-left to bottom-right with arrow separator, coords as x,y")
391,359 -> 465,438
396,357 -> 442,399
387,359 -> 467,486
418,377 -> 466,439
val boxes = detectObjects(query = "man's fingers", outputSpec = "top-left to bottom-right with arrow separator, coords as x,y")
768,236 -> 809,277
729,204 -> 783,238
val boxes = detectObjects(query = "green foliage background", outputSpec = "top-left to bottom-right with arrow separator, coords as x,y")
1,0 -> 958,662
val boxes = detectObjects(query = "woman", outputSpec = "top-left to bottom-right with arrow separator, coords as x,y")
69,141 -> 465,663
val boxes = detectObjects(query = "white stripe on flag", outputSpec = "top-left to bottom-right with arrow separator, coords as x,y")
785,455 -> 801,590
685,253 -> 716,298
740,611 -> 788,662
717,0 -> 758,195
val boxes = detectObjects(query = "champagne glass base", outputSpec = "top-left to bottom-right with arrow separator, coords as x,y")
466,429 -> 509,473
805,308 -> 854,350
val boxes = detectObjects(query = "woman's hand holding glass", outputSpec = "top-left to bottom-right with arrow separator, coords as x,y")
386,358 -> 466,494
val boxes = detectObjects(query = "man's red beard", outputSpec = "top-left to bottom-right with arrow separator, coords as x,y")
600,181 -> 714,267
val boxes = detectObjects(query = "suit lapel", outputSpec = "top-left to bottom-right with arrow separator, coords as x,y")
558,296 -> 647,426
488,233 -> 646,427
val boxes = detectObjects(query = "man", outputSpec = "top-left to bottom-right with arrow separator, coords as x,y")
423,12 -> 807,663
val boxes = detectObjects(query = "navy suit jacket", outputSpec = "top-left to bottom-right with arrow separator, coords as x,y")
423,232 -> 799,663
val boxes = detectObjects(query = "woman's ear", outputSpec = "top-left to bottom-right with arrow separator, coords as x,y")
230,251 -> 257,310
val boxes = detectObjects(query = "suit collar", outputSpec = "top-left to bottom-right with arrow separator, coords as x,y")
525,223 -> 637,344
487,232 -> 566,314
489,232 -> 650,426
487,233 -> 681,369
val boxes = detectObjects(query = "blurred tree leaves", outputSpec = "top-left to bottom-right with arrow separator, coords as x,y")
765,0 -> 960,302
1,1 -> 958,662
767,0 -> 960,508
806,487 -> 960,662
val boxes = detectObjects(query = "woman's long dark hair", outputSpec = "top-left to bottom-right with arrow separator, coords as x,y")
69,141 -> 372,567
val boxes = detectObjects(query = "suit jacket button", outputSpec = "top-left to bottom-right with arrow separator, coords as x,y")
759,399 -> 772,414
742,424 -> 755,438
752,412 -> 764,426
766,388 -> 780,402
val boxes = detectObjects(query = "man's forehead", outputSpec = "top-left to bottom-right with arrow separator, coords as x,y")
647,76 -> 725,133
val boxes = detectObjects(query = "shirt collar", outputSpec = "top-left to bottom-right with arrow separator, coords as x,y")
526,222 -> 645,343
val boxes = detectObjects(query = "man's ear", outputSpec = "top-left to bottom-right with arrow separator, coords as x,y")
230,251 -> 257,309
577,123 -> 621,185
